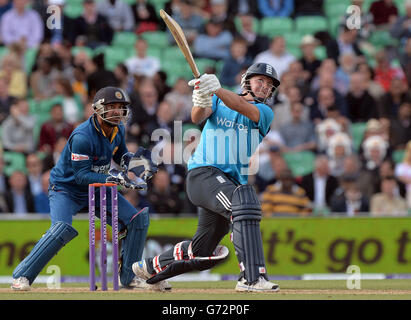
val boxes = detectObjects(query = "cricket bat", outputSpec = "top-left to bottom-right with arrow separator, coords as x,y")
159,9 -> 201,78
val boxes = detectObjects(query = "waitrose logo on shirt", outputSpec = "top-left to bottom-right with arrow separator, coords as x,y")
216,117 -> 248,131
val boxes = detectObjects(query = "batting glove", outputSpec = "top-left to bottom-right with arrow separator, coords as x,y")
192,88 -> 212,108
188,74 -> 221,96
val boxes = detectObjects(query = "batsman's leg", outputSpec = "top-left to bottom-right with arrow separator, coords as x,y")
231,184 -> 279,292
133,207 -> 230,284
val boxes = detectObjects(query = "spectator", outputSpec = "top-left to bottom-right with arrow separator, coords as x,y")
0,156 -> 9,212
0,77 -> 16,124
124,37 -> 161,78
287,60 -> 311,96
71,64 -> 88,102
257,0 -> 294,17
227,0 -> 260,18
38,103 -> 74,153
336,53 -> 358,95
395,141 -> 411,208
86,53 -> 119,100
97,0 -> 135,32
26,153 -> 43,197
30,56 -> 61,100
4,170 -> 35,214
279,102 -> 316,153
220,37 -> 252,87
293,0 -> 323,16
0,53 -> 27,99
209,0 -> 236,34
362,135 -> 389,171
146,168 -> 183,214
127,78 -> 159,147
326,26 -> 363,65
0,0 -> 11,21
0,0 -> 44,48
370,176 -> 408,216
299,35 -> 321,84
330,174 -> 369,216
271,86 -> 309,131
390,0 -> 411,44
346,72 -> 379,122
389,102 -> 411,150
255,147 -> 287,193
315,117 -> 343,153
374,49 -> 406,93
254,36 -> 295,78
372,159 -> 407,198
42,136 -> 67,171
356,61 -> 385,101
34,170 -> 51,214
399,38 -> 411,87
300,155 -> 340,212
71,0 -> 114,48
378,77 -> 411,119
261,168 -> 311,216
234,13 -> 269,59
1,99 -> 35,154
193,17 -> 233,60
54,77 -> 84,124
327,132 -> 353,177
310,87 -> 340,124
164,77 -> 192,122
121,188 -> 154,212
131,0 -> 161,34
342,154 -> 374,199
369,0 -> 398,28
171,0 -> 204,46
153,70 -> 172,101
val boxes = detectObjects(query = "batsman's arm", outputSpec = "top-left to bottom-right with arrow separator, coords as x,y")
215,87 -> 260,123
191,106 -> 213,124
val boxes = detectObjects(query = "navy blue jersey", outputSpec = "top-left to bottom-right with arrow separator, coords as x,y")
49,115 -> 128,200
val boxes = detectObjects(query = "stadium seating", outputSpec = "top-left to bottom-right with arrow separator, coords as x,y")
259,17 -> 294,37
283,151 -> 316,177
351,122 -> 367,151
393,149 -> 405,164
141,31 -> 170,49
3,151 -> 27,176
295,16 -> 328,35
112,32 -> 137,49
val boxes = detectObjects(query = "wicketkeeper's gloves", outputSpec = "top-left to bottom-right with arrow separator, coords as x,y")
120,147 -> 159,181
106,168 -> 147,190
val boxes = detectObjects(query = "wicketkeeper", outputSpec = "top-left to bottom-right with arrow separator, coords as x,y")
133,63 -> 281,292
11,87 -> 169,291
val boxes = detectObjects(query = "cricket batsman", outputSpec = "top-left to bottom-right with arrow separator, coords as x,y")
132,63 -> 281,292
11,86 -> 168,291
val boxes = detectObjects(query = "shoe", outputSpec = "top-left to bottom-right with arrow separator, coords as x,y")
11,277 -> 31,291
120,276 -> 154,290
235,276 -> 280,292
132,260 -> 172,292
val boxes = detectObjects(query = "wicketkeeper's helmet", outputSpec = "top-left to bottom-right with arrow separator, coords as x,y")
92,86 -> 131,126
240,63 -> 281,103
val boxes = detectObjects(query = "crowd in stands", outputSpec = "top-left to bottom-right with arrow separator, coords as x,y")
0,0 -> 410,218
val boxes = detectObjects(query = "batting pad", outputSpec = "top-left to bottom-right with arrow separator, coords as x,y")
120,207 -> 150,286
231,184 -> 266,284
146,245 -> 229,284
12,221 -> 78,285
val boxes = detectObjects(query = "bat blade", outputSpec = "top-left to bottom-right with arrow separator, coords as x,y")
160,9 -> 200,78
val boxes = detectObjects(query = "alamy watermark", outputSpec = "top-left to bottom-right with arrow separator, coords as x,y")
46,6 -> 62,30
46,265 -> 61,289
346,265 -> 361,290
346,5 -> 361,30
